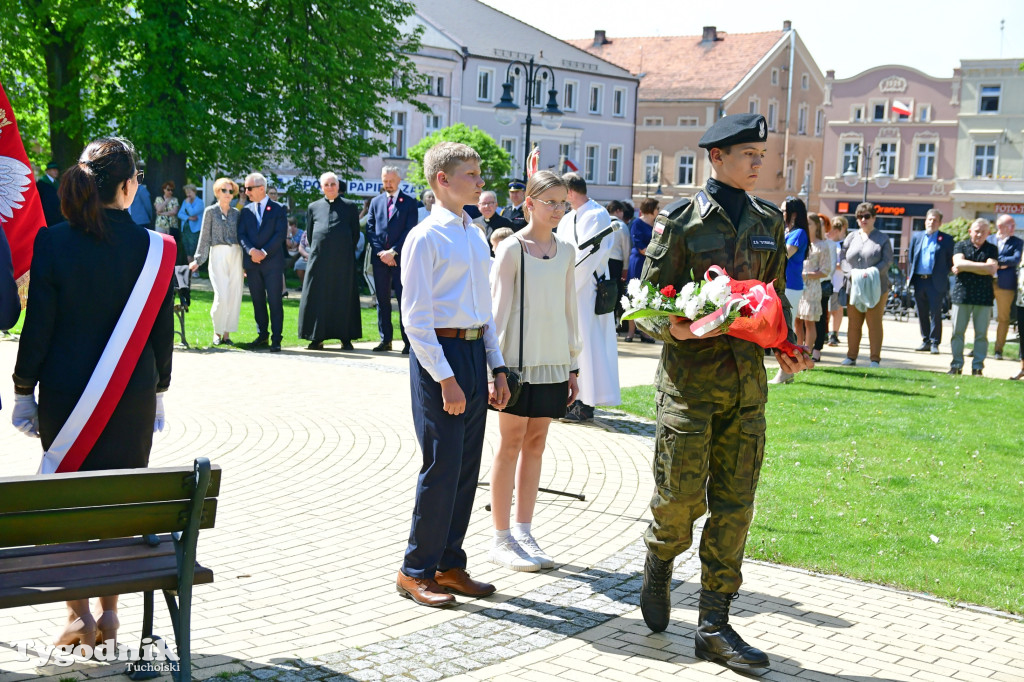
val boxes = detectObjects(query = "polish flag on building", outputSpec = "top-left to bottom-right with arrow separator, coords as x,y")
563,158 -> 578,173
0,80 -> 46,280
892,100 -> 913,117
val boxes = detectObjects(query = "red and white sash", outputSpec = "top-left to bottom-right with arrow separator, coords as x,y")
38,231 -> 176,475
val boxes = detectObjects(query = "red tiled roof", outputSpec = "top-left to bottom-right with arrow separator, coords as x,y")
567,31 -> 784,101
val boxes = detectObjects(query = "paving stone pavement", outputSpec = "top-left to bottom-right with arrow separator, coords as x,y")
0,322 -> 1021,682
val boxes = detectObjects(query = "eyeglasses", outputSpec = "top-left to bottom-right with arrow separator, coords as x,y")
219,188 -> 234,194
533,198 -> 571,213
135,171 -> 145,184
244,185 -> 262,192
856,215 -> 872,221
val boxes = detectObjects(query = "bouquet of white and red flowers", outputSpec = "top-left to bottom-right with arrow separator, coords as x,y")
621,266 -> 804,357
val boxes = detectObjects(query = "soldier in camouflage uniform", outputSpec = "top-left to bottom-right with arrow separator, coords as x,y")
635,113 -> 812,673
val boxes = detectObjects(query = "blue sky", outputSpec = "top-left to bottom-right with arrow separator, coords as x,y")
481,0 -> 1024,79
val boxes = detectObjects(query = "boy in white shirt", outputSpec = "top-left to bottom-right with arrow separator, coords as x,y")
396,142 -> 511,607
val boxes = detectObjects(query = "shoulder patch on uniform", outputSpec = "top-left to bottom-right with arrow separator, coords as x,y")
658,197 -> 692,218
695,190 -> 712,219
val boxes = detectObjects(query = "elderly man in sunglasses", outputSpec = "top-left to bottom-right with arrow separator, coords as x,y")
238,172 -> 288,351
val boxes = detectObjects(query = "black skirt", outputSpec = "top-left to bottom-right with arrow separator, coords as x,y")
501,381 -> 569,419
39,388 -> 155,471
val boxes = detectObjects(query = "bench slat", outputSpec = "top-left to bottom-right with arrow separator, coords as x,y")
0,565 -> 214,609
0,499 -> 217,548
0,537 -> 176,575
0,466 -> 221,513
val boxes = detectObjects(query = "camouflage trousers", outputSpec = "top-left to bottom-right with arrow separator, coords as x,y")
643,391 -> 766,593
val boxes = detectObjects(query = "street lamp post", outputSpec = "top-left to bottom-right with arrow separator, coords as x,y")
494,57 -> 563,183
842,143 -> 890,204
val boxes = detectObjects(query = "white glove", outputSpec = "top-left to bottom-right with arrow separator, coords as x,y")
154,393 -> 165,432
12,393 -> 40,437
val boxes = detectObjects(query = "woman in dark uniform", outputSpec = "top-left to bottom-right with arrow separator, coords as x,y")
11,137 -> 173,650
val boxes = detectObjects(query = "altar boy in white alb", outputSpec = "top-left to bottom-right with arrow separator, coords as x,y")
556,172 -> 620,423
396,141 -> 511,608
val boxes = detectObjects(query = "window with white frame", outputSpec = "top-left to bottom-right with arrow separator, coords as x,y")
559,143 -> 572,170
916,142 -> 936,178
608,146 -> 621,184
389,111 -> 406,157
563,79 -> 578,111
643,117 -> 663,126
771,68 -> 779,86
585,144 -> 600,183
433,76 -> 445,96
425,113 -> 443,136
815,108 -> 825,136
871,100 -> 887,122
851,105 -> 864,122
917,104 -> 930,122
980,85 -> 1000,113
589,84 -> 603,114
804,159 -> 814,192
767,101 -> 778,131
644,152 -> 661,185
532,78 -> 544,106
797,104 -> 808,135
878,142 -> 897,176
842,142 -> 860,175
613,87 -> 626,117
477,68 -> 493,102
748,97 -> 759,115
501,137 -> 518,170
678,116 -> 699,126
785,159 -> 795,191
973,144 -> 996,176
801,73 -> 809,90
677,154 -> 695,185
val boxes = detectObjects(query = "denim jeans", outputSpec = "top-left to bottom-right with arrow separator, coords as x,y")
950,303 -> 991,371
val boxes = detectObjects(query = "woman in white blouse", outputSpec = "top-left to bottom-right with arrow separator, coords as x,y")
489,170 -> 582,571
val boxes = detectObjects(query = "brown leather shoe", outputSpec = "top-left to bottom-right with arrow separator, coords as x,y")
434,568 -> 496,597
396,571 -> 455,607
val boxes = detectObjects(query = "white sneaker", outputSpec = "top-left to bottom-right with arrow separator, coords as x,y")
512,531 -> 555,569
490,538 -> 541,572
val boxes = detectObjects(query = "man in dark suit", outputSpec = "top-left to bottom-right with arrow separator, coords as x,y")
238,172 -> 288,352
365,165 -> 419,353
36,161 -> 62,227
906,208 -> 955,353
498,180 -> 527,230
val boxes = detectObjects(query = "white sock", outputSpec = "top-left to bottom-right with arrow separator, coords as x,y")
494,528 -> 512,546
513,522 -> 531,538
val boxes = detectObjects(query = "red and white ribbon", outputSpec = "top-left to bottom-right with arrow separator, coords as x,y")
38,231 -> 175,475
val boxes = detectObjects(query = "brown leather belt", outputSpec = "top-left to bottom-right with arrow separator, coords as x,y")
435,326 -> 486,341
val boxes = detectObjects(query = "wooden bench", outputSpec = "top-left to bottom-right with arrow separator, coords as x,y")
0,458 -> 220,682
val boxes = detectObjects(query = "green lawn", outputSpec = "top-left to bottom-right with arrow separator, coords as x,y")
8,289 -> 400,350
619,367 -> 1024,615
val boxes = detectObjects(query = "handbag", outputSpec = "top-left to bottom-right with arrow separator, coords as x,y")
594,273 -> 618,315
502,240 -> 527,409
820,280 -> 834,300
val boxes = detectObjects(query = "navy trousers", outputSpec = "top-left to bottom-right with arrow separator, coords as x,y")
246,265 -> 284,343
403,337 -> 488,579
372,259 -> 408,345
913,275 -> 944,345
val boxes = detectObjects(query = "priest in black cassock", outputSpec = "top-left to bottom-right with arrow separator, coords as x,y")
298,172 -> 362,350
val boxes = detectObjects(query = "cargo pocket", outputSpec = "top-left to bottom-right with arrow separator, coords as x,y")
737,415 -> 767,491
654,403 -> 710,495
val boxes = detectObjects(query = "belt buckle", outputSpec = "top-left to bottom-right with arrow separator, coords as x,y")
464,328 -> 481,341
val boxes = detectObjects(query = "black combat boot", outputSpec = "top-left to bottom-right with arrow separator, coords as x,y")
640,551 -> 673,632
694,590 -> 770,672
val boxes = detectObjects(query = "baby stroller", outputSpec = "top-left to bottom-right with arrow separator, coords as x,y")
884,266 -> 913,322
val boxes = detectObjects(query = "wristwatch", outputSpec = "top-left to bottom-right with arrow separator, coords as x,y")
492,366 -> 509,378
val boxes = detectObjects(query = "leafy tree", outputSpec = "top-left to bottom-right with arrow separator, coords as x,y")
3,0 -> 427,195
941,217 -> 971,243
406,123 -> 512,205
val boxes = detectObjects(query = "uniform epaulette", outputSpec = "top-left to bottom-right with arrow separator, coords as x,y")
750,195 -> 781,217
658,197 -> 692,219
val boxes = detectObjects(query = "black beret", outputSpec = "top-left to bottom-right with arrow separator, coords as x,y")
699,113 -> 768,150
508,181 -> 526,190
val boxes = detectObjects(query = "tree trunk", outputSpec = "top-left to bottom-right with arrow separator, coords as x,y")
145,147 -> 187,205
41,27 -> 82,170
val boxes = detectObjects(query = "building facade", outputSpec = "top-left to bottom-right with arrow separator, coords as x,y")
950,58 -> 1024,222
821,65 -> 959,259
571,22 -> 826,210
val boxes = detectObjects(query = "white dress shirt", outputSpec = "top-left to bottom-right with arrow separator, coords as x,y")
400,204 -> 505,382
249,196 -> 268,225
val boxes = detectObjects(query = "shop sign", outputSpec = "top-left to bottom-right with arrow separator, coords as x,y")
835,200 -> 933,217
994,203 -> 1024,214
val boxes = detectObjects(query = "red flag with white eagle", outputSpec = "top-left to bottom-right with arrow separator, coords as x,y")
892,100 -> 912,118
0,80 -> 46,281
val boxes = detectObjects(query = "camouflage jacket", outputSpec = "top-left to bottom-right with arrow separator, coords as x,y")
636,184 -> 793,407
